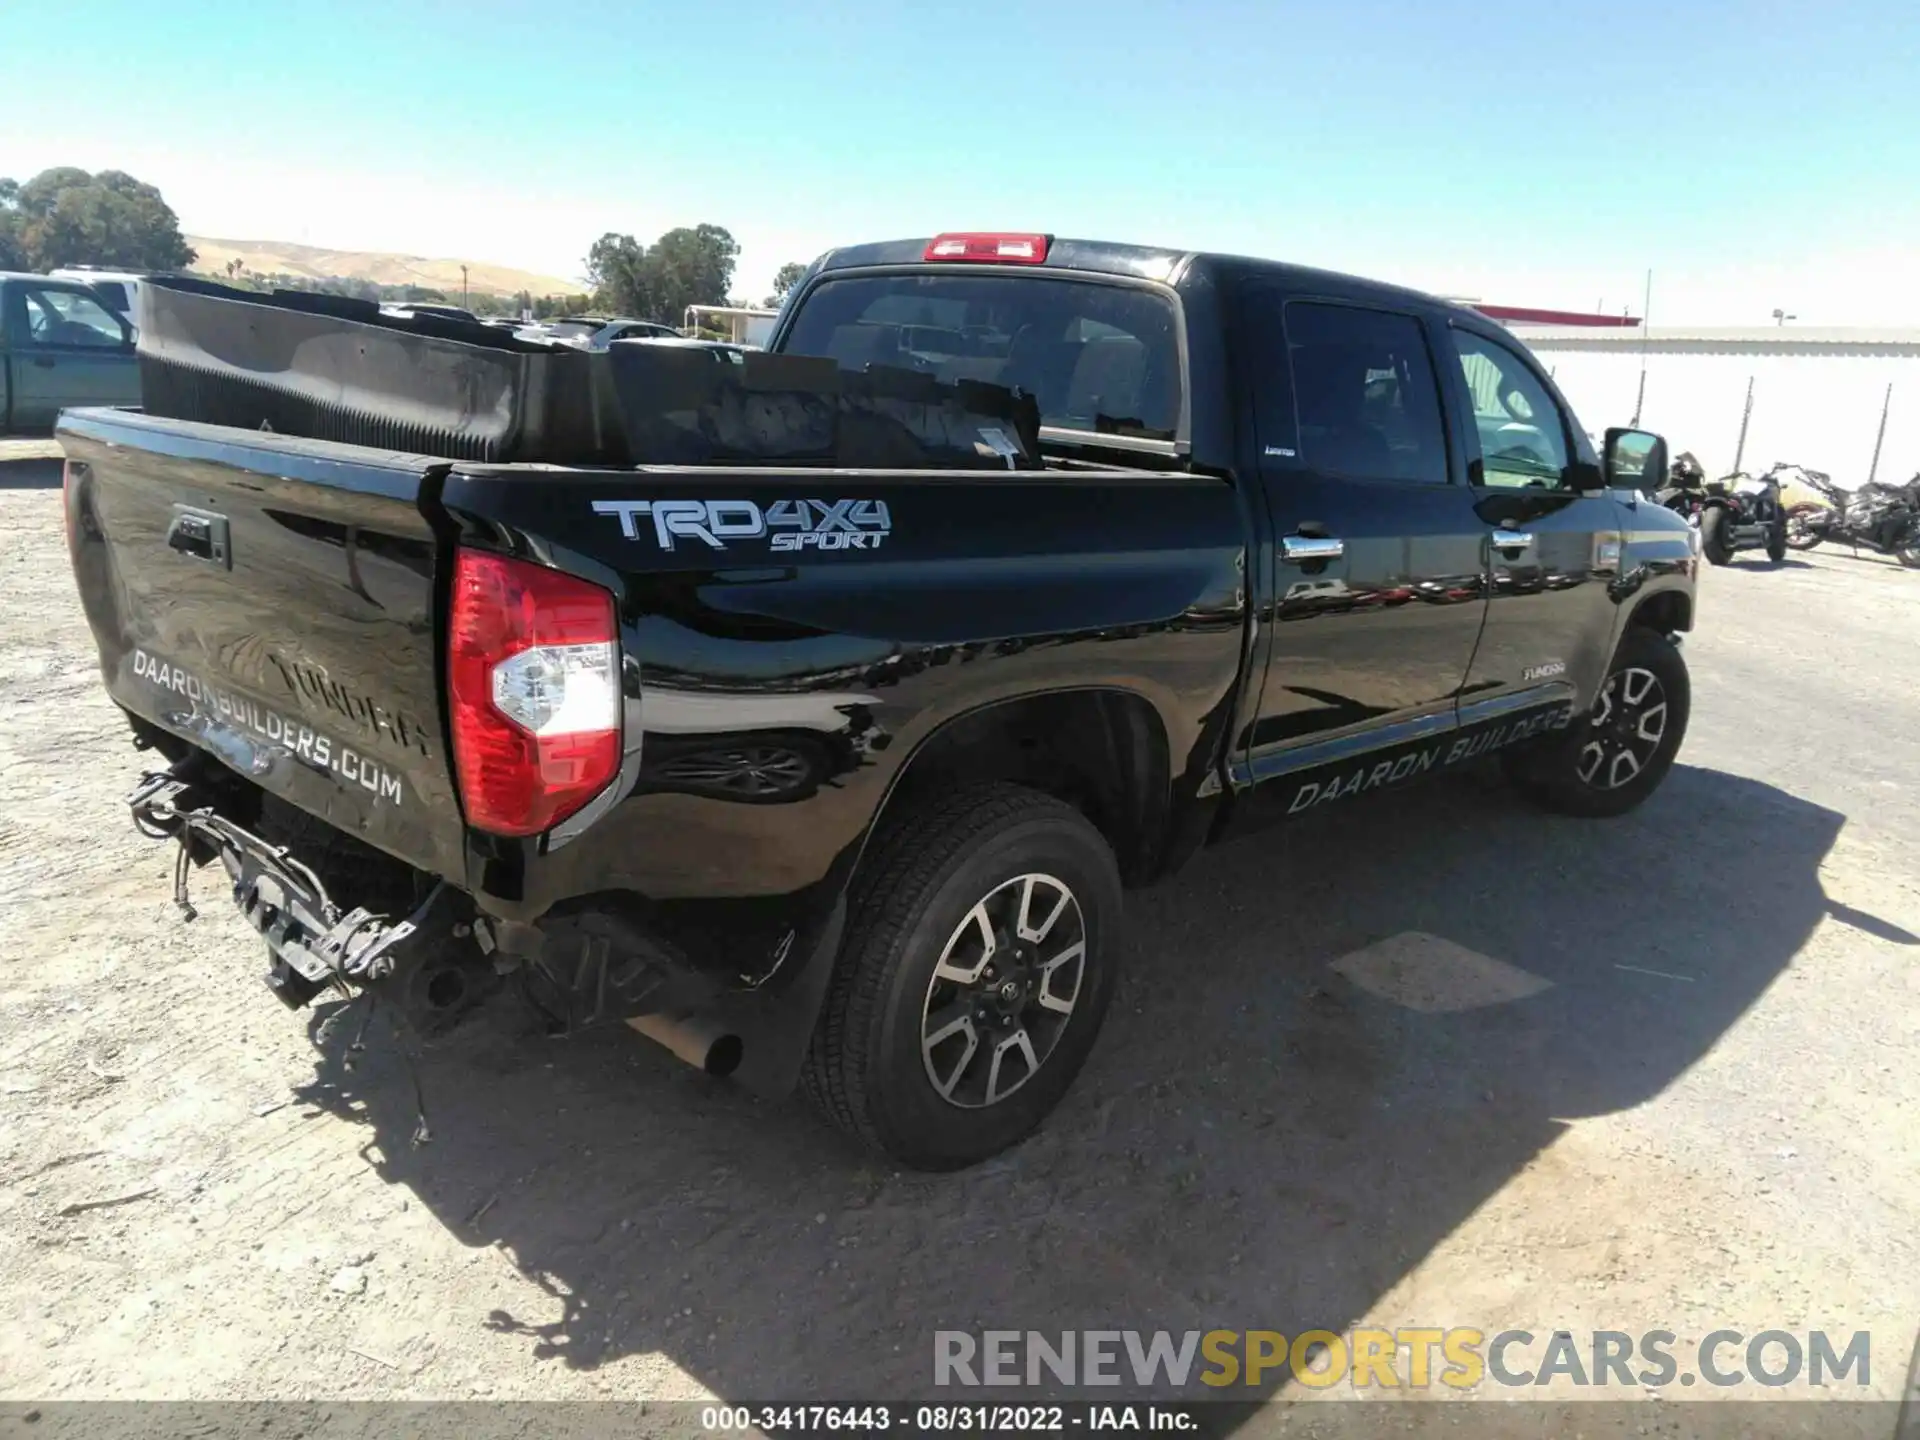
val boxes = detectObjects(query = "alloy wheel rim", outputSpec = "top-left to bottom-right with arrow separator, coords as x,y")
1577,665 -> 1668,791
920,873 -> 1086,1109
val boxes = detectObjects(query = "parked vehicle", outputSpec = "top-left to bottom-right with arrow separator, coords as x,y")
1654,451 -> 1707,510
379,302 -> 481,324
538,316 -> 681,350
1,273 -> 141,433
49,267 -> 150,326
1784,467 -> 1920,567
58,233 -> 1697,1169
1762,461 -> 1837,518
1660,456 -> 1787,565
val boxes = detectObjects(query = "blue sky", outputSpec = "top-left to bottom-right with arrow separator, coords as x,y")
9,0 -> 1919,319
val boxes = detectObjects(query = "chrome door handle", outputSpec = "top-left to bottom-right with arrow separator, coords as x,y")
1490,530 -> 1535,552
1282,534 -> 1345,562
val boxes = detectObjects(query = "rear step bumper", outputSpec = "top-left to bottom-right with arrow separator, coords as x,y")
127,765 -> 462,1010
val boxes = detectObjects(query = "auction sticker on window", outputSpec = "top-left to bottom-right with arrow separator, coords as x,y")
131,648 -> 405,804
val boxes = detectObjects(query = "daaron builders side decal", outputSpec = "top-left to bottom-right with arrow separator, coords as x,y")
1287,706 -> 1575,813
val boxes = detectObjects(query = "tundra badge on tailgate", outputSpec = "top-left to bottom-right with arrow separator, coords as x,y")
592,498 -> 892,553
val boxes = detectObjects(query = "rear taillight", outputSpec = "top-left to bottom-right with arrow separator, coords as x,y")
448,549 -> 621,838
923,232 -> 1051,264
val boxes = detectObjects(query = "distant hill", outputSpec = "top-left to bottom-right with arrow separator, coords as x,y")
184,236 -> 580,298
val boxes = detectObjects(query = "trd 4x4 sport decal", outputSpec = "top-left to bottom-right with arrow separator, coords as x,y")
591,498 -> 892,553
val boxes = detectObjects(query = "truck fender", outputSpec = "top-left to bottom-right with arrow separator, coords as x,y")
856,685 -> 1179,888
678,684 -> 1183,1098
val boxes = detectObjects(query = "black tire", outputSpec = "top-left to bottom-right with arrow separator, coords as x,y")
1766,517 -> 1788,563
1503,627 -> 1690,818
1698,507 -> 1733,565
801,783 -> 1123,1170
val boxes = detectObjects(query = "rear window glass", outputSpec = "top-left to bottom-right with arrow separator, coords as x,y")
91,281 -> 130,311
782,273 -> 1182,441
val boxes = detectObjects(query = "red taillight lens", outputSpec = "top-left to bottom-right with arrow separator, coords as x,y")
923,232 -> 1051,264
448,549 -> 621,838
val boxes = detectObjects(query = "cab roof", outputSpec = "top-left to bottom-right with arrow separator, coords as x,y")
812,235 -> 1458,317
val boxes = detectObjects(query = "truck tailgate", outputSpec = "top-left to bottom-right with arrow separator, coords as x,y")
60,410 -> 466,882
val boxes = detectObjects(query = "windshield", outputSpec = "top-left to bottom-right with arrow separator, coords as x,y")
782,273 -> 1182,442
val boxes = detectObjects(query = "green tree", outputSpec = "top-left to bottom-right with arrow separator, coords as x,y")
582,223 -> 739,324
763,260 -> 808,308
643,223 -> 739,325
585,231 -> 649,315
532,293 -> 593,320
0,185 -> 23,270
0,176 -> 32,270
0,167 -> 196,271
464,290 -> 519,317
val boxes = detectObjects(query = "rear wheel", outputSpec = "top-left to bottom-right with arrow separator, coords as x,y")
1504,627 -> 1690,818
1899,537 -> 1920,569
802,784 -> 1122,1170
1699,506 -> 1733,565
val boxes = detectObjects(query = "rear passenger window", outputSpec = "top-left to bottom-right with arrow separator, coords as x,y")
1284,303 -> 1449,484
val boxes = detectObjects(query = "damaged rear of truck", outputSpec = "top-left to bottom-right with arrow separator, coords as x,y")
60,240 -> 1257,1168
63,410 -> 1246,1170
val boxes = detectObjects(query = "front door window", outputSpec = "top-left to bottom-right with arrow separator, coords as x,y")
22,287 -> 129,348
1451,329 -> 1570,489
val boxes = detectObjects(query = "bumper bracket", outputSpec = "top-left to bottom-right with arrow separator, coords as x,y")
127,765 -> 457,1004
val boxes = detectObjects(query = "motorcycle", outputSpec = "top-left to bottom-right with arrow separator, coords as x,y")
1655,452 -> 1788,565
1783,467 -> 1920,568
1653,451 -> 1707,511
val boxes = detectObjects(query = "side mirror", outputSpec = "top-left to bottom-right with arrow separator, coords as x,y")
1604,427 -> 1667,494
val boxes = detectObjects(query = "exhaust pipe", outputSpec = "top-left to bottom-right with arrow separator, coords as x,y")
626,1011 -> 743,1077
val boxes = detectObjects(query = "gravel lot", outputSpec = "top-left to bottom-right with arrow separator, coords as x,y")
2,437 -> 1917,1419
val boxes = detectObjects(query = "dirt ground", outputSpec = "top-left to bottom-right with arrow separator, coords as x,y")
2,440 -> 1917,1419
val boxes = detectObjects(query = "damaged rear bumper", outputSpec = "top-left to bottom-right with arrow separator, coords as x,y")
127,767 -> 463,1010
120,755 -> 844,1094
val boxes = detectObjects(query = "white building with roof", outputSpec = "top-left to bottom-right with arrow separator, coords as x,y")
1504,323 -> 1920,486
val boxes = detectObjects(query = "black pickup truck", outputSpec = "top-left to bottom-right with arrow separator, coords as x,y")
59,233 -> 1698,1169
